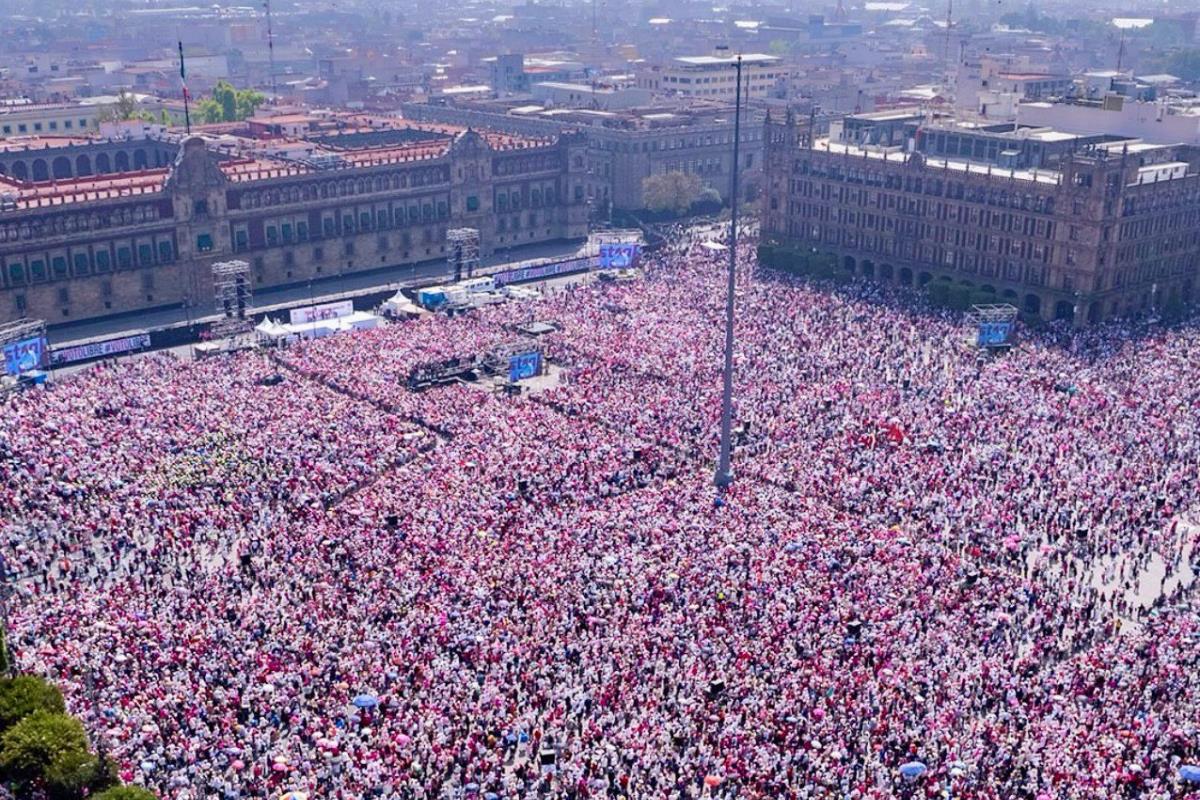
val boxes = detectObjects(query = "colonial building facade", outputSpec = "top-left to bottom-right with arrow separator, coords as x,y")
763,112 -> 1200,323
0,125 -> 589,325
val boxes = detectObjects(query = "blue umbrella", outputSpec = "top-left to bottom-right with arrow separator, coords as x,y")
1181,765 -> 1200,783
899,761 -> 927,778
352,694 -> 379,709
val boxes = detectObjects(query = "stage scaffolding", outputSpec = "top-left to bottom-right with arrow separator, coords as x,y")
210,259 -> 254,338
447,228 -> 480,282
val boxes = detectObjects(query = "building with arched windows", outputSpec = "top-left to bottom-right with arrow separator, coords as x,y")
762,111 -> 1200,324
0,122 -> 589,324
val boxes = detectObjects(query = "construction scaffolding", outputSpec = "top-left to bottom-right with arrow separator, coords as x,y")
447,228 -> 480,282
211,259 -> 254,338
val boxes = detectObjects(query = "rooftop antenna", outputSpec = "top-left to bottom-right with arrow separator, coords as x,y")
263,0 -> 278,101
1115,28 -> 1126,73
178,40 -> 191,134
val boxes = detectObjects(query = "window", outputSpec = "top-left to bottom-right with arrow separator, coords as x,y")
158,241 -> 173,262
73,253 -> 90,274
137,244 -> 153,265
344,241 -> 355,256
57,287 -> 69,304
196,234 -> 213,252
15,294 -> 26,313
141,272 -> 154,291
313,246 -> 324,261
95,250 -> 111,271
466,195 -> 480,212
52,256 -> 68,278
79,119 -> 88,129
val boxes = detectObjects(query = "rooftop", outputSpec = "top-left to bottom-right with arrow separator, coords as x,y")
673,53 -> 780,67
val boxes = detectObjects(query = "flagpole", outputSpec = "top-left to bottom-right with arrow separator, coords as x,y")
179,41 -> 191,135
714,54 -> 743,492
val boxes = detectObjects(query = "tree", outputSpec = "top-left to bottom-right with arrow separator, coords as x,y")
642,172 -> 704,216
195,98 -> 225,124
43,748 -> 100,800
0,676 -> 65,732
0,711 -> 89,784
235,88 -> 266,120
93,785 -> 157,800
214,80 -> 238,122
98,90 -> 139,123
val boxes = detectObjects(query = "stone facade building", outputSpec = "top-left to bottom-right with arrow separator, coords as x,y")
0,124 -> 589,325
400,103 -> 764,214
763,112 -> 1200,323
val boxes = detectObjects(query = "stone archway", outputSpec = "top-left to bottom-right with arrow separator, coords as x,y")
879,263 -> 894,282
52,156 -> 72,179
115,151 -> 130,172
918,271 -> 932,287
1054,300 -> 1074,321
1023,293 -> 1042,315
32,159 -> 49,181
95,153 -> 111,173
843,255 -> 856,274
899,267 -> 913,286
1087,301 -> 1102,324
133,149 -> 148,170
861,260 -> 875,279
11,161 -> 27,181
76,155 -> 92,176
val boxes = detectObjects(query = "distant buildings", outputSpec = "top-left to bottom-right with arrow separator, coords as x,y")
641,52 -> 785,102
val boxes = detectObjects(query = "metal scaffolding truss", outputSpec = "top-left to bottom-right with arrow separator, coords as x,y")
211,259 -> 253,337
586,228 -> 642,257
447,228 -> 480,282
0,318 -> 46,349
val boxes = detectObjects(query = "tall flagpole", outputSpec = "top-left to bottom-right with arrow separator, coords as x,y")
714,55 -> 743,491
179,41 -> 191,134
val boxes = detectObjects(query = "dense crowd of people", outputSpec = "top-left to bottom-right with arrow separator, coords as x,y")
2,224 -> 1200,800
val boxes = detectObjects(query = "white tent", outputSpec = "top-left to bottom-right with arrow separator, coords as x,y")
380,292 -> 423,318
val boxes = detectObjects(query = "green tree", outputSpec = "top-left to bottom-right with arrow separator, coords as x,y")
43,748 -> 100,800
195,98 -> 225,124
93,785 -> 157,800
641,171 -> 704,216
0,711 -> 89,785
0,676 -> 65,732
98,90 -> 139,123
214,80 -> 238,122
235,88 -> 266,120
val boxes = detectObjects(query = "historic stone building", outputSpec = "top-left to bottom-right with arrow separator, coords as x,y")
0,124 -> 589,325
763,111 -> 1200,323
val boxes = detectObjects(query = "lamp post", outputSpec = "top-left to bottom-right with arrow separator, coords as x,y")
714,55 -> 744,491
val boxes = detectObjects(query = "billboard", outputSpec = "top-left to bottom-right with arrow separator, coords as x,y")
976,321 -> 1014,348
3,336 -> 48,377
493,256 -> 591,287
290,300 -> 354,325
599,243 -> 639,269
508,351 -> 542,382
50,332 -> 151,366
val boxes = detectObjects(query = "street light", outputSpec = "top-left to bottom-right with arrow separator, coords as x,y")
714,55 -> 744,491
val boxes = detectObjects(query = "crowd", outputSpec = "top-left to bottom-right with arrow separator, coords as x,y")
2,223 -> 1200,800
